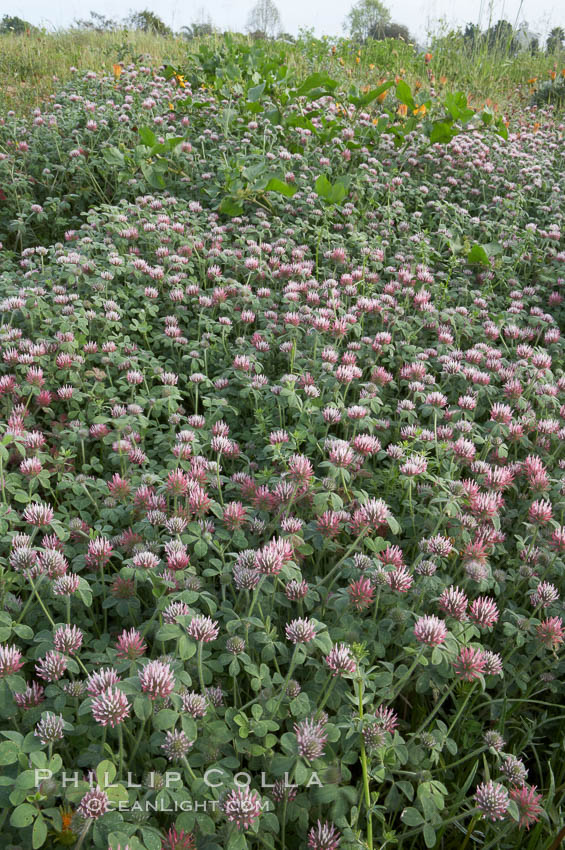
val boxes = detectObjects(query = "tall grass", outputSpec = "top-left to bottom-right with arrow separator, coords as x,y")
0,30 -> 188,113
428,30 -> 562,109
0,28 -> 563,116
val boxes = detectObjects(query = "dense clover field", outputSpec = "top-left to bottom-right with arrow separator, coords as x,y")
0,37 -> 564,850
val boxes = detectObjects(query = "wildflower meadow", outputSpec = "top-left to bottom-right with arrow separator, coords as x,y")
0,29 -> 564,850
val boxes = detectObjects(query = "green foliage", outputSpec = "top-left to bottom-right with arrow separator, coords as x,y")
530,76 -> 565,109
0,50 -> 562,848
72,11 -> 121,32
127,10 -> 172,36
0,15 -> 36,34
373,22 -> 413,42
344,0 -> 391,43
0,34 -> 517,250
546,26 -> 564,53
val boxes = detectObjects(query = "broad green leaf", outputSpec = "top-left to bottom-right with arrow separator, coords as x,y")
0,740 -> 19,765
219,197 -> 245,217
155,624 -> 181,641
141,163 -> 167,190
103,147 -> 125,167
153,709 -> 179,730
226,830 -> 247,850
96,759 -> 116,788
178,635 -> 196,660
467,245 -> 490,265
133,696 -> 153,721
401,806 -> 424,826
296,72 -> 338,97
315,174 -> 349,205
315,174 -> 333,201
428,121 -> 455,144
495,116 -> 509,140
350,80 -> 394,108
32,814 -> 47,849
264,178 -> 297,198
247,82 -> 266,102
138,127 -> 157,147
444,92 -> 474,123
396,80 -> 416,110
10,803 -> 37,827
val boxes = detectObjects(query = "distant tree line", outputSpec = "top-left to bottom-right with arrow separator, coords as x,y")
1,1 -> 564,56
462,20 -> 564,55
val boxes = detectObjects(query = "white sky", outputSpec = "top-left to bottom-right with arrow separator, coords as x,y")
8,0 -> 564,42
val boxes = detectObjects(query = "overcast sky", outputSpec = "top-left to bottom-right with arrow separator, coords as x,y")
10,0 -> 565,42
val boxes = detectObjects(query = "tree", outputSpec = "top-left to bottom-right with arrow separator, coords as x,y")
546,26 -> 564,52
73,11 -> 120,31
127,10 -> 171,35
180,7 -> 215,39
245,0 -> 282,37
485,19 -> 518,55
345,0 -> 391,43
463,22 -> 481,49
0,14 -> 36,33
181,22 -> 214,39
371,21 -> 412,41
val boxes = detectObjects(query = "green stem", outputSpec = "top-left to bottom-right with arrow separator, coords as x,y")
460,814 -> 480,850
357,678 -> 373,850
129,716 -> 147,764
182,755 -> 197,781
197,641 -> 207,694
216,453 -> 224,507
431,746 -> 486,774
16,574 -> 45,624
280,763 -> 296,850
74,821 -> 92,850
389,647 -> 425,702
118,725 -> 124,780
0,454 -> 6,504
445,682 -> 478,740
318,528 -> 369,590
247,576 -> 265,620
316,676 -> 337,718
29,576 -> 56,628
271,645 -> 300,717
414,678 -> 458,737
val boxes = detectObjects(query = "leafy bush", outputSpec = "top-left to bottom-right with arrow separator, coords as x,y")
0,38 -> 508,252
530,75 -> 565,108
